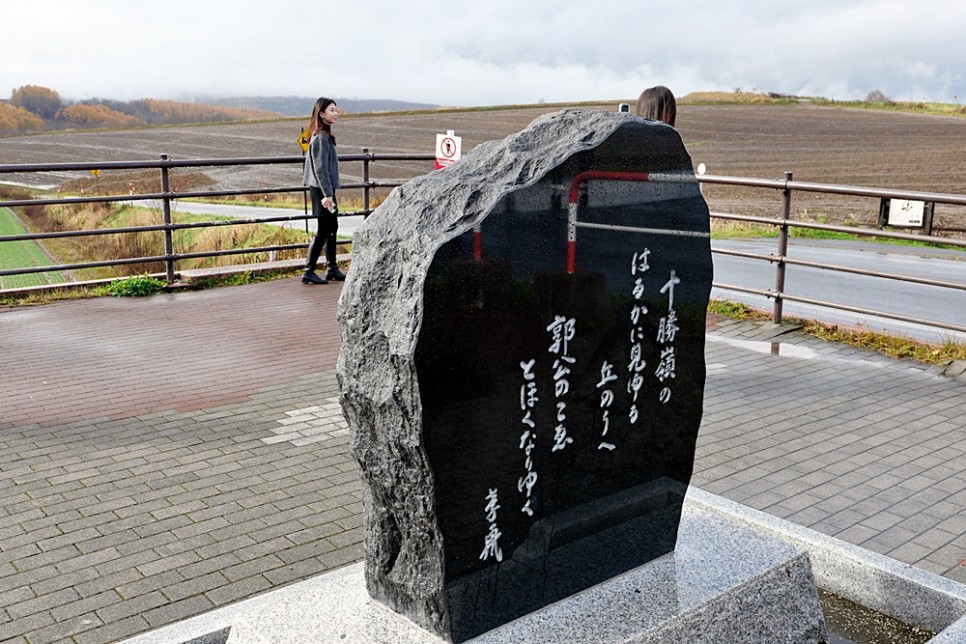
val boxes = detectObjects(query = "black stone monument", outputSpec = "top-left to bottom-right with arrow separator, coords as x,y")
337,109 -> 713,642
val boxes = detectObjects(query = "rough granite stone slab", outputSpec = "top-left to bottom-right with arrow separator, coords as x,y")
336,107 -> 712,640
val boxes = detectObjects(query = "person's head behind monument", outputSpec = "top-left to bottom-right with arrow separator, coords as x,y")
635,85 -> 676,127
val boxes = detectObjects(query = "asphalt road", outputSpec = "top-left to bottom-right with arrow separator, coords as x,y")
711,238 -> 966,344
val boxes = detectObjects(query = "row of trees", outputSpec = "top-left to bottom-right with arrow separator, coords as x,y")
1,85 -> 280,135
0,102 -> 44,134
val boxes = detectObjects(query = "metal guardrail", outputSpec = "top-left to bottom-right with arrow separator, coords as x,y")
0,151 -> 435,282
1,156 -> 964,335
704,171 -> 966,335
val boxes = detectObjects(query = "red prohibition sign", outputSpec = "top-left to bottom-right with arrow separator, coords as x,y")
440,137 -> 456,158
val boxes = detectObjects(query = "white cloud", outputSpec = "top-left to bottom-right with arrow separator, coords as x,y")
1,0 -> 963,105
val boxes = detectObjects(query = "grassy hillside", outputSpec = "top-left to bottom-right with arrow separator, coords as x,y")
12,200 -> 310,282
680,90 -> 966,117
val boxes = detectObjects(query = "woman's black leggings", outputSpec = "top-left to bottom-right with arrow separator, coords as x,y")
305,186 -> 338,270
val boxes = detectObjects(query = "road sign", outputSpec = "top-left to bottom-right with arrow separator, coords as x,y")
297,127 -> 310,154
887,199 -> 925,226
435,130 -> 462,170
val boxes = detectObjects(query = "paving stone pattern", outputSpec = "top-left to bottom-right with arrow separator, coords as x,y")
697,326 -> 966,582
1,279 -> 964,643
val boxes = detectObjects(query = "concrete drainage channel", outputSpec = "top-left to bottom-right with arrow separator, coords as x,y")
819,589 -> 932,643
686,488 -> 966,643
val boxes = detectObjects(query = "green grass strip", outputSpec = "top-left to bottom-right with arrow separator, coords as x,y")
0,207 -> 67,289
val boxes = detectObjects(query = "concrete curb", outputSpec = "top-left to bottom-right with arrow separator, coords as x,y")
686,486 -> 966,636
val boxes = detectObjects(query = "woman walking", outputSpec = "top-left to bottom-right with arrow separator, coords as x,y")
301,97 -> 346,284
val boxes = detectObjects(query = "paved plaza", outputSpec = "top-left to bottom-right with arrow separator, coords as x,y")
1,278 -> 965,643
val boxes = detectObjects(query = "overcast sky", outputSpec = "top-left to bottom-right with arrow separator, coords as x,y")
2,1 -> 964,107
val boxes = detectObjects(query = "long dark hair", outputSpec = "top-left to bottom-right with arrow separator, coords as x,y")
307,97 -> 337,144
635,86 -> 676,127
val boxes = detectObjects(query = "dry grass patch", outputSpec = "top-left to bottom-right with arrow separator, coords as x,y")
680,91 -> 795,105
709,299 -> 966,367
802,321 -> 966,366
12,199 -> 310,281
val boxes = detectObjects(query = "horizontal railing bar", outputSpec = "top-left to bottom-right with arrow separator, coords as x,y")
710,246 -> 966,290
784,220 -> 966,247
779,292 -> 966,334
576,222 -> 710,238
782,256 -> 966,291
0,190 -> 301,209
712,282 -> 966,334
351,153 -> 436,162
1,254 -> 186,276
785,180 -> 966,206
710,211 -> 966,247
0,181 -> 403,209
4,160 -> 960,205
1,206 -> 378,245
699,175 -> 788,190
699,174 -> 966,206
711,281 -> 774,298
0,215 -> 314,242
0,240 -> 351,277
0,157 -> 300,174
172,242 -> 347,262
0,153 -> 437,175
711,247 -> 779,263
709,212 -> 784,226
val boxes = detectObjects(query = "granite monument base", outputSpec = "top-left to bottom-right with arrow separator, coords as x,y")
121,501 -> 827,643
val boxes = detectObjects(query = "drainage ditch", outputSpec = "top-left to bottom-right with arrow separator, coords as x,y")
819,589 -> 934,644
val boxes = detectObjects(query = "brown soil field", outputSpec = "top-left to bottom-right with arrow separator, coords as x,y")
1,102 -> 964,230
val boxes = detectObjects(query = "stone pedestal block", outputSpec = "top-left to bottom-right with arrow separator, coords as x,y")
122,502 -> 827,643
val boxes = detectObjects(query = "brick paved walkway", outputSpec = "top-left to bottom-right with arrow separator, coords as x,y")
1,280 -> 964,643
0,280 -> 342,430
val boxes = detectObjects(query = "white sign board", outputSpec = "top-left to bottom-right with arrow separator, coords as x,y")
435,130 -> 462,170
888,199 -> 925,227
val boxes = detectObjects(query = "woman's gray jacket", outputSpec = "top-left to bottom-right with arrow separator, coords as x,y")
302,133 -> 340,198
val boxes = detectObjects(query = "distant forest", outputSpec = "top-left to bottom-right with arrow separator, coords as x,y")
0,85 -> 439,135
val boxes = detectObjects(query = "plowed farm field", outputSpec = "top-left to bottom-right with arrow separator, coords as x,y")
1,102 -> 964,228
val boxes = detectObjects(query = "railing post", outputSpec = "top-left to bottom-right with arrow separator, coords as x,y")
773,171 -> 793,324
923,201 -> 935,236
363,147 -> 371,217
160,154 -> 175,282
